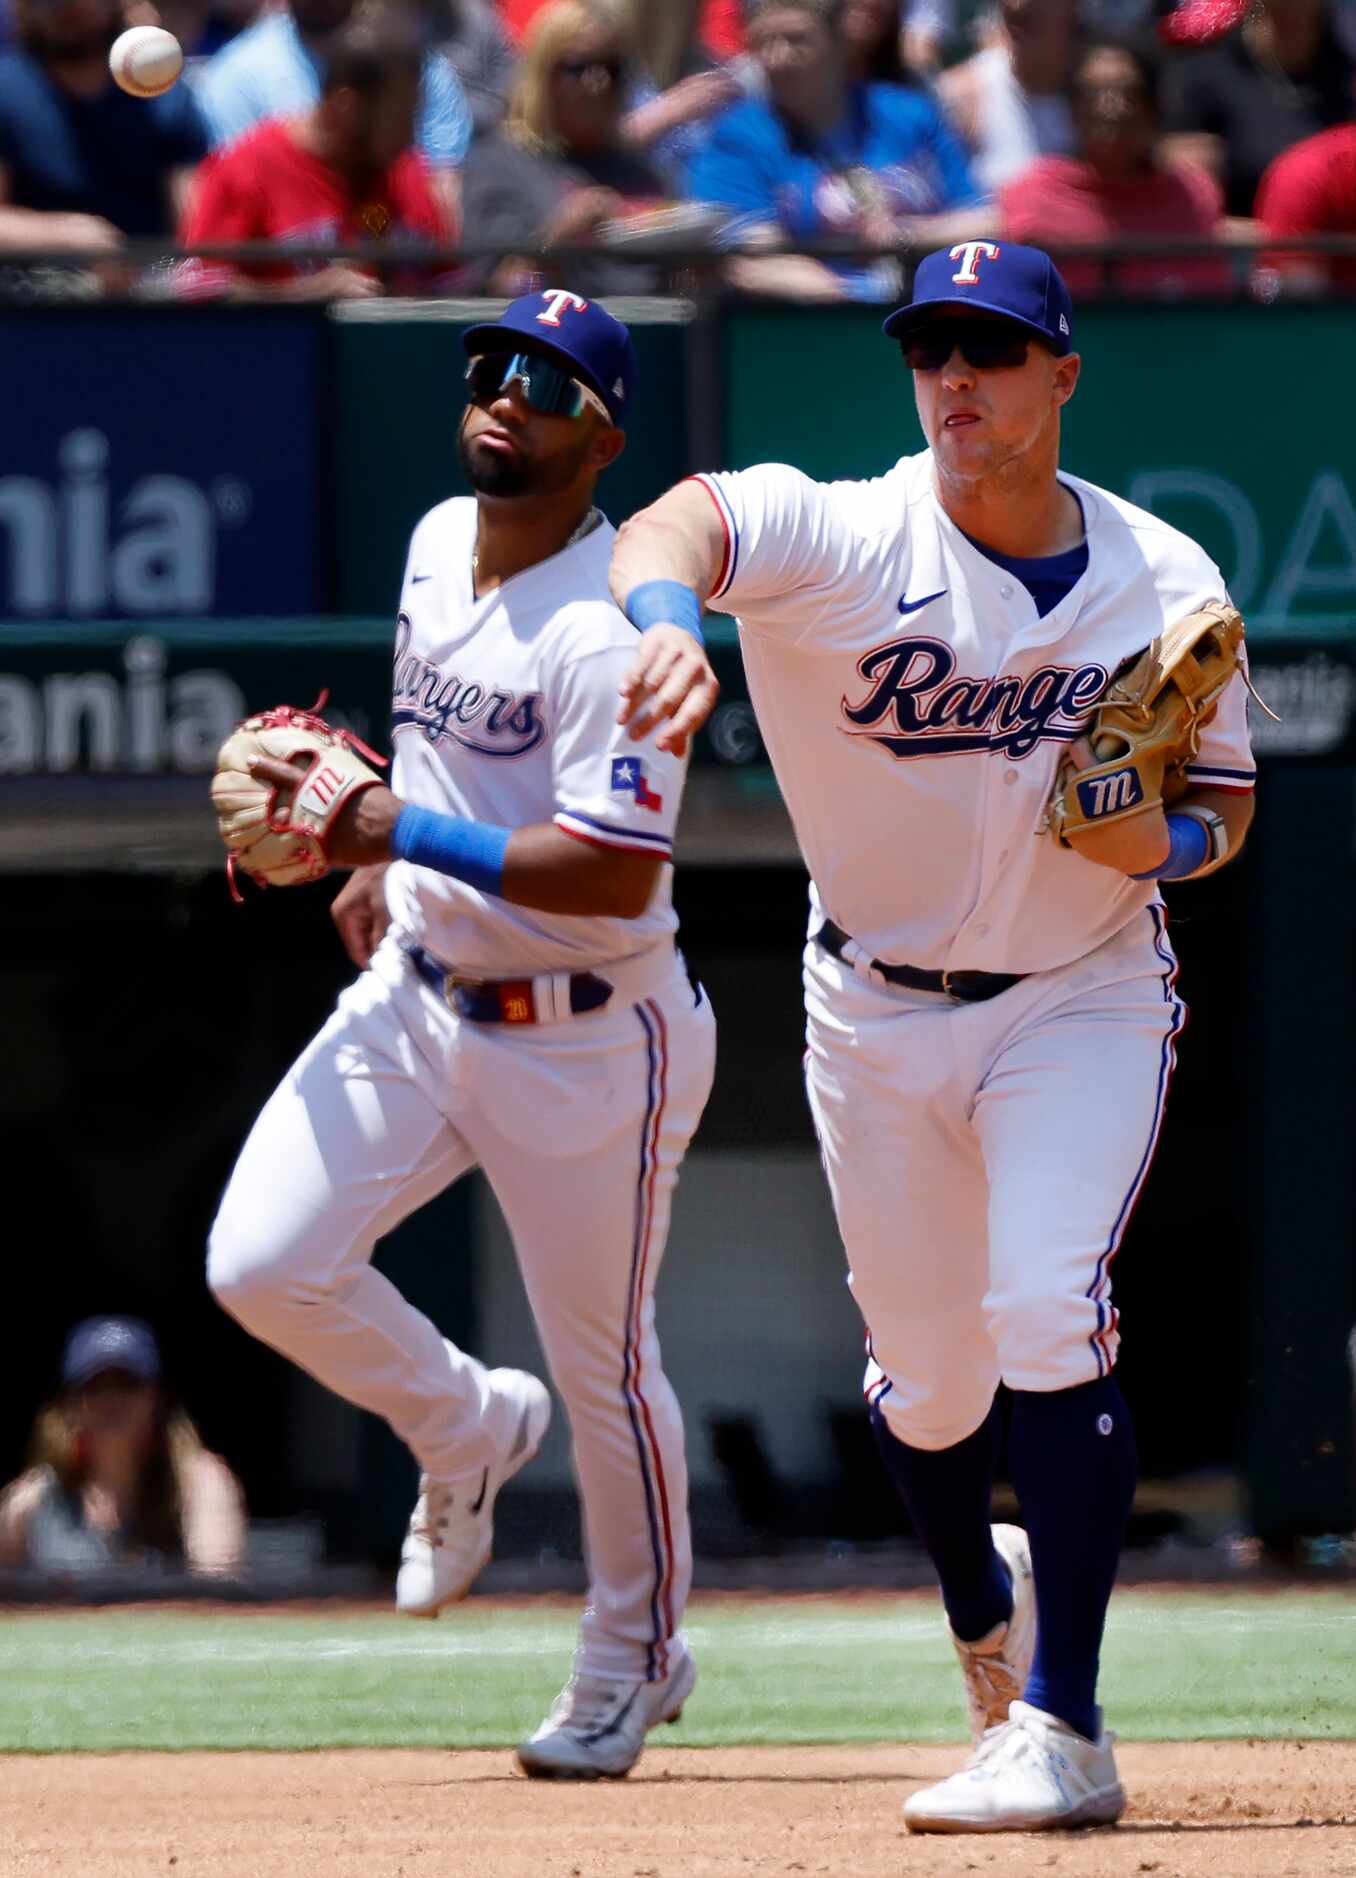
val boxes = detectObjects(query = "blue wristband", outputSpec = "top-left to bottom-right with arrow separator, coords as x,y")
624,579 -> 705,646
1130,811 -> 1210,881
391,805 -> 510,897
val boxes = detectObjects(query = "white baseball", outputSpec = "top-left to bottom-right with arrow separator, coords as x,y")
109,26 -> 184,98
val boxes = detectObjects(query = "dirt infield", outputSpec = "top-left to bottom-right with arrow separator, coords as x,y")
4,1744 -> 1354,1878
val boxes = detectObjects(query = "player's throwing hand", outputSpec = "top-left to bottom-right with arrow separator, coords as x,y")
610,480 -> 731,753
615,625 -> 719,756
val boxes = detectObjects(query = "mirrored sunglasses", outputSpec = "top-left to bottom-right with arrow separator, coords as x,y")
902,322 -> 1035,373
465,351 -> 610,421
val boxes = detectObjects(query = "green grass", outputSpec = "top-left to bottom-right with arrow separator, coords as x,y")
2,1591 -> 1354,1753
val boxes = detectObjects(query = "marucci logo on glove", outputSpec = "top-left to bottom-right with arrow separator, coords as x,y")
305,765 -> 349,809
1076,768 -> 1143,819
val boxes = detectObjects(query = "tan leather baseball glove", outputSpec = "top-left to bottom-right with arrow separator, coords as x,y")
1046,601 -> 1247,846
211,699 -> 387,899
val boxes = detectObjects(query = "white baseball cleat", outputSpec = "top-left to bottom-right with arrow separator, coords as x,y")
903,1699 -> 1126,1834
516,1648 -> 696,1780
951,1522 -> 1037,1741
395,1368 -> 551,1618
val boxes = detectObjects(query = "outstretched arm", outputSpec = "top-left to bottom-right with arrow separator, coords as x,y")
609,480 -> 727,754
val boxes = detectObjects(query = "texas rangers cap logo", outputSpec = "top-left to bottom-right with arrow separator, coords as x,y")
536,289 -> 589,328
950,241 -> 1000,285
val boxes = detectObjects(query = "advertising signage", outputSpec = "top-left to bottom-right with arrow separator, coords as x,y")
0,309 -> 326,620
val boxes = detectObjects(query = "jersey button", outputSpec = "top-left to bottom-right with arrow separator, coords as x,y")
1000,584 -> 1013,599
1004,769 -> 1019,785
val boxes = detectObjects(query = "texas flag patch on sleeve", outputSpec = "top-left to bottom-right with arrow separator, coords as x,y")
611,755 -> 663,811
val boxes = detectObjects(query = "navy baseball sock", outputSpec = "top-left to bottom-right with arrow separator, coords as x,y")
869,1399 -> 1013,1643
1007,1374 -> 1138,1743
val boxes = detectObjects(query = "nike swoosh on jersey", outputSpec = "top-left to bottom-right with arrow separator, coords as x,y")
897,589 -> 947,614
410,572 -> 434,584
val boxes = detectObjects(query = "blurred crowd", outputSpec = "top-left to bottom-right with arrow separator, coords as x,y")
0,0 -> 1353,303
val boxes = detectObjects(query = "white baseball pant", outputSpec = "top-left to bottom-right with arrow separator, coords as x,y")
208,932 -> 715,1680
803,907 -> 1184,1451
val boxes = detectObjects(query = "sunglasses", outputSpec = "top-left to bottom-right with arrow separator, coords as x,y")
465,351 -> 610,422
902,322 -> 1035,373
555,56 -> 623,80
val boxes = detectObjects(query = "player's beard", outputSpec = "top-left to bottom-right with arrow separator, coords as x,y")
458,424 -> 594,500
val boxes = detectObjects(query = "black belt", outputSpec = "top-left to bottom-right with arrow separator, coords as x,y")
815,919 -> 1025,1004
404,944 -> 613,1024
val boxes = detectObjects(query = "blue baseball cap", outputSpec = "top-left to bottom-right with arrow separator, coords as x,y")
461,290 -> 638,427
883,242 -> 1074,356
60,1316 -> 161,1389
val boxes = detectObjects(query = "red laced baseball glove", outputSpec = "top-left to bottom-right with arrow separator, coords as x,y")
211,697 -> 387,900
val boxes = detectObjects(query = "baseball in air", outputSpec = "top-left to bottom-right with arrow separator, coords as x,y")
109,25 -> 183,97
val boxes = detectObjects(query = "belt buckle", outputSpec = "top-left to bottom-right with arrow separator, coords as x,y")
444,972 -> 474,1017
940,968 -> 959,1000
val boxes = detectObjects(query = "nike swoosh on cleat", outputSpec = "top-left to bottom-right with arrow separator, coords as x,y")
581,1687 -> 641,1744
898,589 -> 947,614
467,1467 -> 489,1515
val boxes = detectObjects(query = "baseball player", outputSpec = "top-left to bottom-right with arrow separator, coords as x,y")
207,292 -> 716,1779
607,243 -> 1255,1831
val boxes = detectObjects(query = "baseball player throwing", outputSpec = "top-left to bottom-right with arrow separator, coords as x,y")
208,293 -> 716,1779
608,244 -> 1254,1831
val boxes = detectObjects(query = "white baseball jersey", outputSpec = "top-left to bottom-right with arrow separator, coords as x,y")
695,452 -> 1255,975
384,497 -> 687,975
